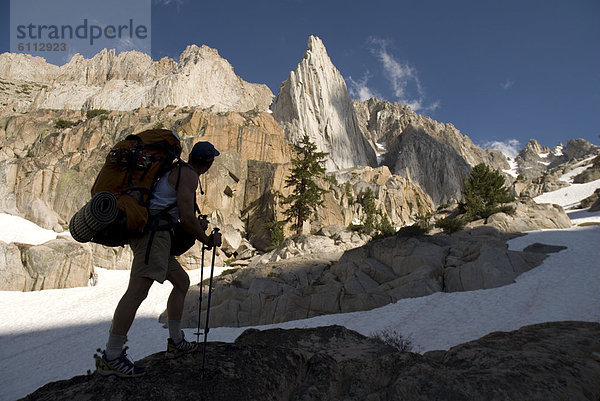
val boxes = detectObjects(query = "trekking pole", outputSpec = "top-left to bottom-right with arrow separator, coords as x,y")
193,244 -> 206,343
193,214 -> 209,343
201,228 -> 219,378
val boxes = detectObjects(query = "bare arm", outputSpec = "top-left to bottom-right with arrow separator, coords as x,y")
175,166 -> 210,244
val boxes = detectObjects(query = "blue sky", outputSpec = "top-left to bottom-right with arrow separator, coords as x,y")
1,0 -> 599,156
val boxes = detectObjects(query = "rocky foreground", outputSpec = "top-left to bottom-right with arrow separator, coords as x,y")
22,322 -> 600,401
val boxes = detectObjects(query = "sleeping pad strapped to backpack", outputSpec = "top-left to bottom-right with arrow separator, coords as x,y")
87,128 -> 182,247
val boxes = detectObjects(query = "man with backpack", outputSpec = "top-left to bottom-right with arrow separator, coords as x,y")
96,141 -> 222,378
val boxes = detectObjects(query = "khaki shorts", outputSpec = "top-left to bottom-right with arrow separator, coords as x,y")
129,230 -> 183,283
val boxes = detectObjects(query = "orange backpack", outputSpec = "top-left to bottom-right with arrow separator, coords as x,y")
89,128 -> 182,245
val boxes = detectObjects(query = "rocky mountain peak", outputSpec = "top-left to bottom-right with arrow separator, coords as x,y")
566,138 -> 598,160
0,45 -> 273,113
515,139 -> 555,178
305,34 -> 327,54
272,35 -> 377,171
523,139 -> 550,155
0,52 -> 60,83
177,44 -> 223,66
514,138 -> 598,179
54,48 -> 169,86
353,97 -> 509,205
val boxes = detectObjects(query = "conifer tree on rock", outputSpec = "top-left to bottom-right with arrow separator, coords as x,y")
464,163 -> 514,220
281,134 -> 329,234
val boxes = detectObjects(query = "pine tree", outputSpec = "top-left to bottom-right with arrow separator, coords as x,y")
463,163 -> 514,220
352,188 -> 395,237
281,134 -> 329,234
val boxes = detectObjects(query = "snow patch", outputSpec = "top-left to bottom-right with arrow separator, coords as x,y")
559,156 -> 597,182
503,158 -> 518,178
375,142 -> 387,166
552,145 -> 564,157
534,178 -> 600,209
0,213 -> 58,245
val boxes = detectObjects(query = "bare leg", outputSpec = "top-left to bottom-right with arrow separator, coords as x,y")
110,275 -> 154,336
165,259 -> 190,321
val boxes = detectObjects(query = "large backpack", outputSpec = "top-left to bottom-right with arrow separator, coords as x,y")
74,128 -> 183,247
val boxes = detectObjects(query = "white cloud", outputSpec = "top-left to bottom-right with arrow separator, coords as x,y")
153,0 -> 184,4
347,73 -> 380,101
502,79 -> 515,90
483,139 -> 521,159
368,38 -> 438,112
153,0 -> 184,9
115,35 -> 151,55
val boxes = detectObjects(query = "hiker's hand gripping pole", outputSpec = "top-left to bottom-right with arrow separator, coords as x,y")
197,214 -> 209,231
205,228 -> 221,250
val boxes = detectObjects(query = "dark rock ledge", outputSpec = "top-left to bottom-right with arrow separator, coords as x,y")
22,321 -> 600,401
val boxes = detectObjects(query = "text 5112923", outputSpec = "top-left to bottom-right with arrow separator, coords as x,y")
18,42 -> 67,52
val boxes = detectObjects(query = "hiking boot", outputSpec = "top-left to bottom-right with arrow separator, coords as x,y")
95,347 -> 146,378
166,331 -> 198,358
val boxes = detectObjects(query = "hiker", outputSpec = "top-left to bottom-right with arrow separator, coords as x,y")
96,141 -> 222,377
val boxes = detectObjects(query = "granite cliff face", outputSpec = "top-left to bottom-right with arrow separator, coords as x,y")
0,104 -> 433,290
1,46 -> 273,113
0,107 -> 289,253
354,98 -> 509,205
272,36 -> 377,171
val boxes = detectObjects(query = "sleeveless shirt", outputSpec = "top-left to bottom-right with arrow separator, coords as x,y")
149,170 -> 179,221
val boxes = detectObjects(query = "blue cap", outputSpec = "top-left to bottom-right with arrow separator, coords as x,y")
190,141 -> 220,162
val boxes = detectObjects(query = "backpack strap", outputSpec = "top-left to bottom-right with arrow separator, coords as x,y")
143,163 -> 202,264
143,202 -> 178,264
174,162 -> 203,205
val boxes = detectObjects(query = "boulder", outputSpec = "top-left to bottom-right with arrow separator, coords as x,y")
176,242 -> 225,271
251,232 -> 366,266
443,230 -> 545,291
0,240 -> 28,291
220,224 -> 243,256
0,238 -> 94,291
512,174 -> 569,198
580,188 -> 600,210
486,198 -> 571,232
90,243 -> 133,270
573,154 -> 600,183
177,227 -> 551,329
